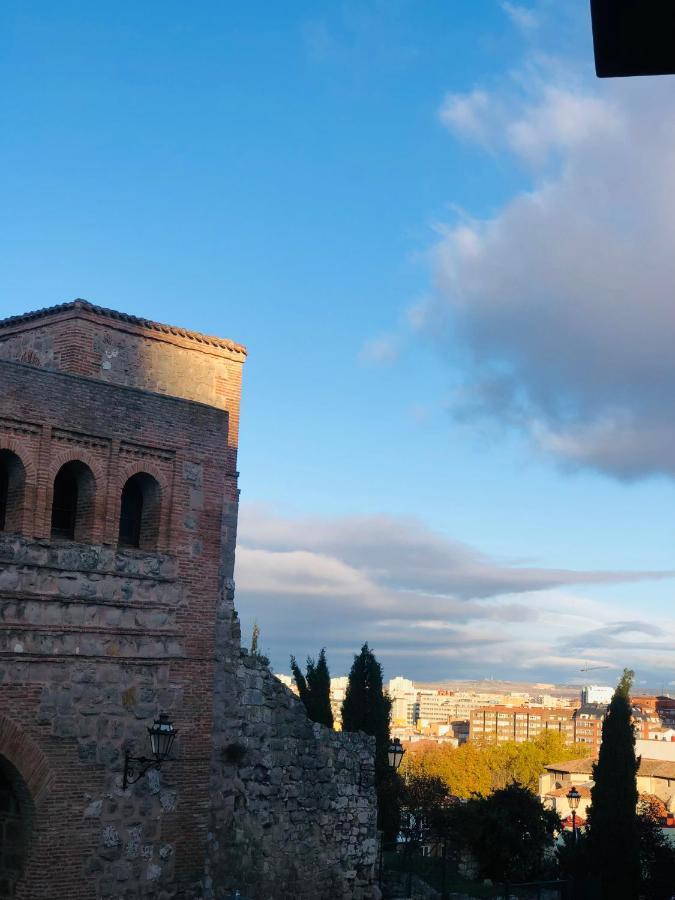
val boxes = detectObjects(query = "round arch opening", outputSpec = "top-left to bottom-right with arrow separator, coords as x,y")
50,460 -> 96,542
118,472 -> 162,550
0,450 -> 26,534
0,756 -> 33,899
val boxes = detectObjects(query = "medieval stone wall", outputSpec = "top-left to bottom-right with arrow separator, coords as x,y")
208,633 -> 378,900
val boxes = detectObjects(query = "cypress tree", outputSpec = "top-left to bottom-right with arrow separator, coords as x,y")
342,643 -> 391,764
290,649 -> 333,728
342,643 -> 395,835
587,668 -> 640,899
290,654 -> 310,711
307,648 -> 333,728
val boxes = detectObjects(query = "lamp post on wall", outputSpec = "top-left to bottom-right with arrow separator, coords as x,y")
122,713 -> 177,790
379,740 -> 407,890
567,786 -> 581,844
388,738 -> 405,773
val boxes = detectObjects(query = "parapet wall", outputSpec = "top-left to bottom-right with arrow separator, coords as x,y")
207,584 -> 379,900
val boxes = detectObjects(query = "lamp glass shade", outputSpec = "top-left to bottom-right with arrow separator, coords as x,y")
148,713 -> 177,761
567,787 -> 581,810
388,738 -> 405,772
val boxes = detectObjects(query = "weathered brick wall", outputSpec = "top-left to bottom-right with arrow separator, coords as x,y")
0,304 -> 378,900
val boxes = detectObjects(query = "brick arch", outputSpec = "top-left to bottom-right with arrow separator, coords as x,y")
0,717 -> 53,806
117,459 -> 168,488
47,450 -> 107,544
0,437 -> 37,485
0,438 -> 37,536
114,462 -> 170,551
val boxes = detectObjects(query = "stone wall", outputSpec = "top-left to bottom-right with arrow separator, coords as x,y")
207,598 -> 379,900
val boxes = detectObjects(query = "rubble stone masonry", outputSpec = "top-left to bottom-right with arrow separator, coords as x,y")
0,301 -> 378,900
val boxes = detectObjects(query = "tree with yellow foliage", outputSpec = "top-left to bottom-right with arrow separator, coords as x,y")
402,731 -> 590,798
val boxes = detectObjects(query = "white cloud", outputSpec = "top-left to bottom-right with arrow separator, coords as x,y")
439,89 -> 496,145
505,85 -> 622,164
430,69 -> 675,478
501,2 -> 540,34
235,505 -> 673,681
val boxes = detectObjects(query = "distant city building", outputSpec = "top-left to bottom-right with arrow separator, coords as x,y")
330,676 -> 349,728
635,737 -> 675,761
389,676 -> 415,694
470,706 -> 576,744
633,695 -> 675,728
388,676 -> 418,726
581,685 -> 614,705
572,703 -> 609,752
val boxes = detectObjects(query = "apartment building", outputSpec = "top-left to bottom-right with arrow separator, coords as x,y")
470,706 -> 576,744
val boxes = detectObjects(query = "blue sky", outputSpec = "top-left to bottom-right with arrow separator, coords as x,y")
2,1 -> 673,687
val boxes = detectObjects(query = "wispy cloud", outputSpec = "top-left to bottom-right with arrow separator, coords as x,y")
500,2 -> 540,34
235,505 -> 674,681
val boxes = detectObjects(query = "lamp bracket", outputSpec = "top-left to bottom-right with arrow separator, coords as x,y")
122,750 -> 162,790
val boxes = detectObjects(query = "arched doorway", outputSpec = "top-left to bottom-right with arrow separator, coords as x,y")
0,757 -> 33,899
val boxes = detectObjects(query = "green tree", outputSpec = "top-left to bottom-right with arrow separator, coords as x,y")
310,648 -> 333,728
637,795 -> 675,900
587,668 -> 640,899
341,643 -> 395,835
453,784 -> 560,883
289,648 -> 334,728
399,771 -> 453,844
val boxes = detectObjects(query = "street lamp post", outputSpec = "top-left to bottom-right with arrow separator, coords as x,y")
388,738 -> 405,773
378,740 -> 407,892
122,713 -> 177,789
567,786 -> 581,845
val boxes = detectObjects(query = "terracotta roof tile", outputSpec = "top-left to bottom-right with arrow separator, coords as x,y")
546,784 -> 592,798
546,756 -> 675,780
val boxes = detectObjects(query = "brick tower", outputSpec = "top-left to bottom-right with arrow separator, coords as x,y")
0,300 -> 378,900
0,300 -> 245,898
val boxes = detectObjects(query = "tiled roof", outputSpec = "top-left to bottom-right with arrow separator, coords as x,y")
638,759 -> 675,779
546,758 -> 595,775
546,784 -> 592,798
0,299 -> 247,355
546,757 -> 675,780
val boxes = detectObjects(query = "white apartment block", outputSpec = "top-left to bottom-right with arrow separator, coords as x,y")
581,685 -> 614,705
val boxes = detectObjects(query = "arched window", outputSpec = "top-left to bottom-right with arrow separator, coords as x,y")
50,461 -> 96,542
118,473 -> 161,550
0,450 -> 26,534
